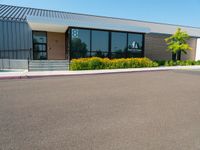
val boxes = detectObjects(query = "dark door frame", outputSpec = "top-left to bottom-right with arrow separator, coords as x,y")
32,31 -> 48,60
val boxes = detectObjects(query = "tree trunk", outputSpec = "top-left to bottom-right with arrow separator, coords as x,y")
177,51 -> 181,61
172,53 -> 177,61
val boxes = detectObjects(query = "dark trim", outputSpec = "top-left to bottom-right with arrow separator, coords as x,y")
108,31 -> 111,58
90,30 -> 92,57
142,34 -> 145,57
69,28 -> 72,60
65,28 -> 69,60
32,30 -> 47,45
32,31 -> 47,60
65,29 -> 67,60
126,33 -> 129,58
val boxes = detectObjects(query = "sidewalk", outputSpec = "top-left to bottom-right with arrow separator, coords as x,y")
1,65 -> 200,79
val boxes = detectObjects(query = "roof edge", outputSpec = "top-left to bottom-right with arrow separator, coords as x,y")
1,3 -> 200,30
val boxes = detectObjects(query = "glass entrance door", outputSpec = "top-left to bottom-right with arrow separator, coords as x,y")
33,44 -> 47,60
33,31 -> 47,60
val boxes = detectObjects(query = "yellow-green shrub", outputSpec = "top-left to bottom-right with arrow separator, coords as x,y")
70,57 -> 158,70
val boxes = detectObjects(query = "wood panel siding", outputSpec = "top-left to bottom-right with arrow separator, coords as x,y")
47,32 -> 66,60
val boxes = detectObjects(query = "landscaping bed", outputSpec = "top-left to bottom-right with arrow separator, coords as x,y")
70,57 -> 200,71
156,60 -> 200,66
70,57 -> 158,70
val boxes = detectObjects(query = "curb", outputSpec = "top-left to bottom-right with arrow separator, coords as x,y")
27,69 -> 170,79
0,66 -> 200,80
0,69 -> 168,80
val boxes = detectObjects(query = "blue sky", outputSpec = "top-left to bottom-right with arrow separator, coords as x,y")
1,0 -> 200,27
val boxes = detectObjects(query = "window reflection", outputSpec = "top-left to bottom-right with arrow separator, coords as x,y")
111,32 -> 127,58
128,33 -> 143,57
69,28 -> 144,59
71,29 -> 90,59
33,32 -> 47,44
92,30 -> 109,52
91,51 -> 109,58
33,31 -> 47,60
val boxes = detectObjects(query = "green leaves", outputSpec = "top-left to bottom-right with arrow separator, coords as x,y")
70,57 -> 158,70
165,28 -> 192,55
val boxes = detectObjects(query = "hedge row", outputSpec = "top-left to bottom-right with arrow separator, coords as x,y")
70,57 -> 158,70
156,60 -> 200,66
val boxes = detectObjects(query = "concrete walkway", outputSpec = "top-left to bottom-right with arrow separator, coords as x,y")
1,65 -> 200,79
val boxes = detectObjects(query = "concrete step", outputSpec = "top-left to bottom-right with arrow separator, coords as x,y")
29,68 -> 68,71
29,60 -> 68,62
29,62 -> 69,64
29,66 -> 69,70
29,61 -> 69,64
28,60 -> 70,71
29,64 -> 69,67
29,66 -> 69,69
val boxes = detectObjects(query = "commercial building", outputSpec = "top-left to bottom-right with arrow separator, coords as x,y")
0,4 -> 200,70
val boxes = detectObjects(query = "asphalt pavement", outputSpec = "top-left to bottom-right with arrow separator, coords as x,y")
1,70 -> 200,150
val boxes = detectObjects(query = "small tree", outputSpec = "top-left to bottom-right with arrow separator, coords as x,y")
165,28 -> 192,61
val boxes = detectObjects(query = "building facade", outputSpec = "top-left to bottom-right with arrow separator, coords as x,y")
0,4 -> 200,61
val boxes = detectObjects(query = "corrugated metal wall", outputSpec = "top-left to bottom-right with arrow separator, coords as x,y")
0,20 -> 32,59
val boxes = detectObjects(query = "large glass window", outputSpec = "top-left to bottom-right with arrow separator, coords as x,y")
70,29 -> 90,59
33,32 -> 47,44
91,30 -> 109,58
128,33 -> 143,57
33,31 -> 47,60
69,28 -> 144,59
111,32 -> 127,58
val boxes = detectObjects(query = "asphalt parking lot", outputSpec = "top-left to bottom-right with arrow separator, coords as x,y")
1,70 -> 200,150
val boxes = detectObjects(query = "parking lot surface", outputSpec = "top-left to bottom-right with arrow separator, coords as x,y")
1,70 -> 200,150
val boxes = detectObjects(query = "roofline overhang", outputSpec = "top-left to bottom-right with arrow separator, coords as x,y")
26,15 -> 151,33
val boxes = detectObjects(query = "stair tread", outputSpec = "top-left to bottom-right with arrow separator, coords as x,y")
28,60 -> 70,71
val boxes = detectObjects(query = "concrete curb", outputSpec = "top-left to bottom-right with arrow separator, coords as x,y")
1,65 -> 200,80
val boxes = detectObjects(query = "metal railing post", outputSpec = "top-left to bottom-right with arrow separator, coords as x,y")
28,57 -> 29,71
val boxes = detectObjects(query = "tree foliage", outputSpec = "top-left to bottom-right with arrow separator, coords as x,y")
165,28 -> 192,60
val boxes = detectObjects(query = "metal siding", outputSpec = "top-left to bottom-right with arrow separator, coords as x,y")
16,22 -> 21,58
7,22 -> 12,58
15,22 -> 20,49
3,21 -> 8,50
24,23 -> 28,49
11,22 -> 16,58
0,5 -> 6,14
0,21 -> 3,49
2,6 -> 12,19
20,22 -> 25,49
10,7 -> 21,20
9,7 -> 18,19
7,22 -> 12,50
14,7 -> 23,20
0,20 -> 32,59
11,21 -> 16,49
0,22 -> 4,50
0,6 -> 10,17
27,24 -> 33,59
